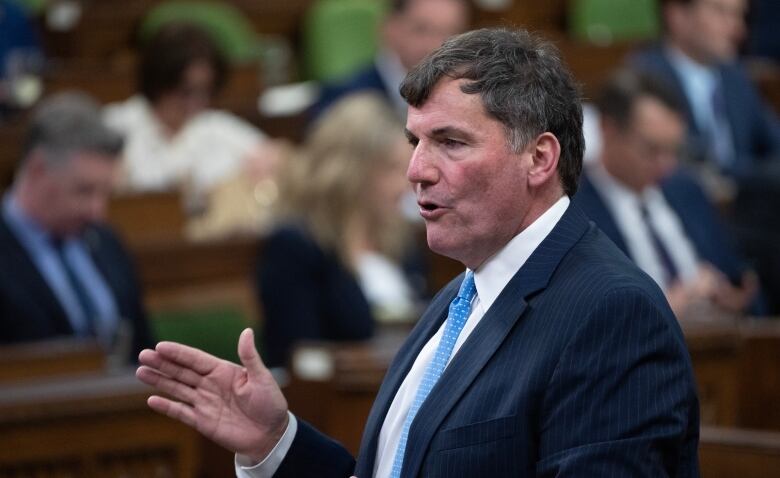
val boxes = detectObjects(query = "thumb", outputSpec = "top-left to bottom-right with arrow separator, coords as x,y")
238,328 -> 266,379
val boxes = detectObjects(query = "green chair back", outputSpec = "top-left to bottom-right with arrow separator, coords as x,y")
301,0 -> 386,82
569,0 -> 660,44
140,1 -> 262,64
150,305 -> 250,364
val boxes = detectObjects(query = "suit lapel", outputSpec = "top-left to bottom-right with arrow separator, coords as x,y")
354,279 -> 459,477
0,216 -> 72,333
401,204 -> 590,477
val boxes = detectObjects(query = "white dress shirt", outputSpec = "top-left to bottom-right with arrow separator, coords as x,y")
236,196 -> 570,478
587,163 -> 700,289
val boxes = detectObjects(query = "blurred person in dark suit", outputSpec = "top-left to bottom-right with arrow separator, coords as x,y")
0,92 -> 152,360
574,69 -> 762,318
313,0 -> 470,121
631,0 -> 780,178
258,93 -> 418,370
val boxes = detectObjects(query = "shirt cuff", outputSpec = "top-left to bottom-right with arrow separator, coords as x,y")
234,412 -> 298,478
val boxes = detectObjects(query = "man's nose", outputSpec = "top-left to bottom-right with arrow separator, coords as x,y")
406,143 -> 439,186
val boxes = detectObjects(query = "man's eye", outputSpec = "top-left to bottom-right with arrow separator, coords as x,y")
443,138 -> 464,148
407,137 -> 419,147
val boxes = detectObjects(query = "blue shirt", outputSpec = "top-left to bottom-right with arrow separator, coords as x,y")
2,193 -> 119,346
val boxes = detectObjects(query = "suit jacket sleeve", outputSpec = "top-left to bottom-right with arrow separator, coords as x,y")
536,286 -> 699,477
273,419 -> 355,477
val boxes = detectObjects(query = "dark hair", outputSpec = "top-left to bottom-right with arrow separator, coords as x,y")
138,22 -> 228,103
595,68 -> 685,127
22,91 -> 123,166
400,28 -> 584,196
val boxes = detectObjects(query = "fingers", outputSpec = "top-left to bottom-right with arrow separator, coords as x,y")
138,349 -> 205,388
147,395 -> 198,429
154,341 -> 220,375
237,328 -> 266,380
137,365 -> 198,405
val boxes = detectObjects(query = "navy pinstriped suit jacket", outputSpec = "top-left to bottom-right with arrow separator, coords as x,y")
274,203 -> 700,477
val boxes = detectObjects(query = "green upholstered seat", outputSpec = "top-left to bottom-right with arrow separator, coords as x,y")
569,0 -> 660,45
301,0 -> 386,82
140,1 -> 263,64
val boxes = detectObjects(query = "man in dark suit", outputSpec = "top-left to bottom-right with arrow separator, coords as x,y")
630,0 -> 780,178
574,69 -> 760,318
0,92 -> 152,359
137,29 -> 699,477
313,0 -> 470,121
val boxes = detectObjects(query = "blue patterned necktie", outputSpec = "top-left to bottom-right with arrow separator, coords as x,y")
390,271 -> 477,478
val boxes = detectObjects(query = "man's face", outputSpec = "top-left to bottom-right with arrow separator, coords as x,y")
36,151 -> 118,237
385,0 -> 469,71
405,78 -> 533,269
671,0 -> 746,62
602,96 -> 685,192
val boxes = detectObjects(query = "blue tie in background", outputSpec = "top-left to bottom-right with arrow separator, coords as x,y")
52,239 -> 97,336
390,271 -> 477,477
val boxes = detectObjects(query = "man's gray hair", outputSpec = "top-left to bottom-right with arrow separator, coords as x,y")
22,91 -> 124,167
400,28 -> 584,196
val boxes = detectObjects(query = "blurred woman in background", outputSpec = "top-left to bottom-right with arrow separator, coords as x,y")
103,22 -> 277,203
258,92 -> 418,370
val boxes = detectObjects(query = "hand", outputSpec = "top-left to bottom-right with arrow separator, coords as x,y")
136,328 -> 289,462
665,264 -> 720,319
711,270 -> 759,314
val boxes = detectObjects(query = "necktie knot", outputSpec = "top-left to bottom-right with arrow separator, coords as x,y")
457,270 -> 476,301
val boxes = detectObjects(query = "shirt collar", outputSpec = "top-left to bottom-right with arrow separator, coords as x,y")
471,195 -> 570,312
666,45 -> 718,92
3,192 -> 53,247
588,161 -> 664,207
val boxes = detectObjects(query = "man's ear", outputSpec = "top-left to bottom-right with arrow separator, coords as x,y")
527,132 -> 560,189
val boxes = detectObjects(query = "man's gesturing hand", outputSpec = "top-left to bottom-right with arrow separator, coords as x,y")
136,328 -> 289,462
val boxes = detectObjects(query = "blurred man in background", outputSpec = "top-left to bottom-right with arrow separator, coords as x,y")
314,0 -> 470,120
631,0 -> 780,178
0,92 -> 152,360
574,69 -> 762,318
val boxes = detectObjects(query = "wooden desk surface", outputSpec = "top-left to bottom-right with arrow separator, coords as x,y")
0,369 -> 148,423
700,426 -> 780,478
0,338 -> 105,384
0,370 -> 198,477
